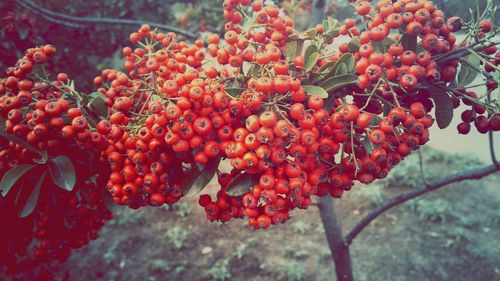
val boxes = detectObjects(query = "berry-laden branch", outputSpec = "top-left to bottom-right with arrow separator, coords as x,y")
344,163 -> 500,245
13,0 -> 197,40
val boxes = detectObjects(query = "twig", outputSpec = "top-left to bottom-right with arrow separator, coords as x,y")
14,0 -> 197,40
344,163 -> 500,245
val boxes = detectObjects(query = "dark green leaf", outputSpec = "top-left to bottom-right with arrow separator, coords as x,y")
319,74 -> 358,92
17,25 -> 29,40
48,156 -> 76,191
87,95 -> 108,119
226,173 -> 256,196
285,40 -> 299,59
303,85 -> 328,98
304,44 -> 318,61
347,38 -> 360,52
0,164 -> 36,197
317,61 -> 335,74
318,54 -> 355,83
19,171 -> 47,218
458,55 -> 481,86
430,87 -> 453,129
305,52 -> 319,72
225,87 -> 245,97
335,63 -> 348,76
401,34 -> 417,52
183,157 -> 221,197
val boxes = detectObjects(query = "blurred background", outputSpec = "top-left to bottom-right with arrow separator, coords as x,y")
1,0 -> 499,280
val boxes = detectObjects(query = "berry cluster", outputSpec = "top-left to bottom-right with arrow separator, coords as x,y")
89,0 -> 498,229
0,48 -> 111,277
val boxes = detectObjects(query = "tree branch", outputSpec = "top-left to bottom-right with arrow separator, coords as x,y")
14,0 -> 197,40
344,163 -> 500,245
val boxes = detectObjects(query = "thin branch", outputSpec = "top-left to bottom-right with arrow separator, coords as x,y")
489,131 -> 499,167
344,164 -> 500,245
14,0 -> 197,40
417,149 -> 429,187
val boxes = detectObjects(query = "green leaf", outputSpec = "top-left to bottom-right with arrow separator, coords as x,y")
317,54 -> 355,83
18,171 -> 47,218
319,74 -> 358,92
458,55 -> 481,86
317,61 -> 335,74
335,63 -> 348,76
225,87 -> 245,97
304,44 -> 318,60
87,95 -> 108,119
305,28 -> 318,39
285,39 -> 304,60
327,17 -> 340,32
17,25 -> 29,40
183,157 -> 221,197
226,173 -> 256,196
305,52 -> 319,72
48,156 -> 76,191
303,85 -> 328,98
347,38 -> 360,52
401,33 -> 417,52
0,164 -> 36,197
430,87 -> 453,129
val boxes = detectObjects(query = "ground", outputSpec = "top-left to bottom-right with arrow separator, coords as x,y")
57,147 -> 500,281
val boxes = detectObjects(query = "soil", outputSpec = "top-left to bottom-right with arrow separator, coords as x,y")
55,148 -> 500,281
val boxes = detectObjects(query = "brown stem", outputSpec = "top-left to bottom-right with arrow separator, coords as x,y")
318,196 -> 354,281
344,164 -> 500,245
14,0 -> 197,39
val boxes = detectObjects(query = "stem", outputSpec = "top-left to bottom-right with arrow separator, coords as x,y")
14,0 -> 197,39
318,196 -> 354,281
344,163 -> 500,245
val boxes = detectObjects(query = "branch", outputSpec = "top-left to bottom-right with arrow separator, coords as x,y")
14,0 -> 197,40
344,163 -> 500,245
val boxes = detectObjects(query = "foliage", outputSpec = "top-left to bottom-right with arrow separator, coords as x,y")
202,258 -> 232,281
166,226 -> 190,249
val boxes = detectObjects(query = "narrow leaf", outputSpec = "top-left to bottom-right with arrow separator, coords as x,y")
225,88 -> 245,97
319,74 -> 358,92
19,171 -> 47,218
87,95 -> 108,119
226,173 -> 256,196
0,164 -> 36,197
401,33 -> 417,52
183,157 -> 221,197
48,155 -> 76,191
458,55 -> 480,86
305,52 -> 319,72
430,87 -> 453,129
303,85 -> 328,98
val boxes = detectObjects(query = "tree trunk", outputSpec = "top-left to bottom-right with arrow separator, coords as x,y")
318,196 -> 354,281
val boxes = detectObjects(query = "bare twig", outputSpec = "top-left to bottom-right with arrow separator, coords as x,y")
14,0 -> 197,40
344,163 -> 500,245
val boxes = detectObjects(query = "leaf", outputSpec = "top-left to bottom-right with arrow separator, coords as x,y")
429,87 -> 453,129
319,74 -> 358,92
458,55 -> 481,86
87,95 -> 108,119
0,164 -> 36,197
304,44 -> 318,60
19,171 -> 47,218
48,156 -> 76,191
318,54 -> 355,83
401,33 -> 417,52
226,173 -> 256,196
317,61 -> 335,74
225,87 -> 245,97
305,52 -> 319,72
183,157 -> 221,197
327,17 -> 340,32
347,38 -> 360,52
303,85 -> 328,98
335,63 -> 348,76
285,40 -> 298,59
305,28 -> 318,39
17,25 -> 29,40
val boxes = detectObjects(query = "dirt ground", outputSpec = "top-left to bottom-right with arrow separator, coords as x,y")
55,147 -> 500,281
